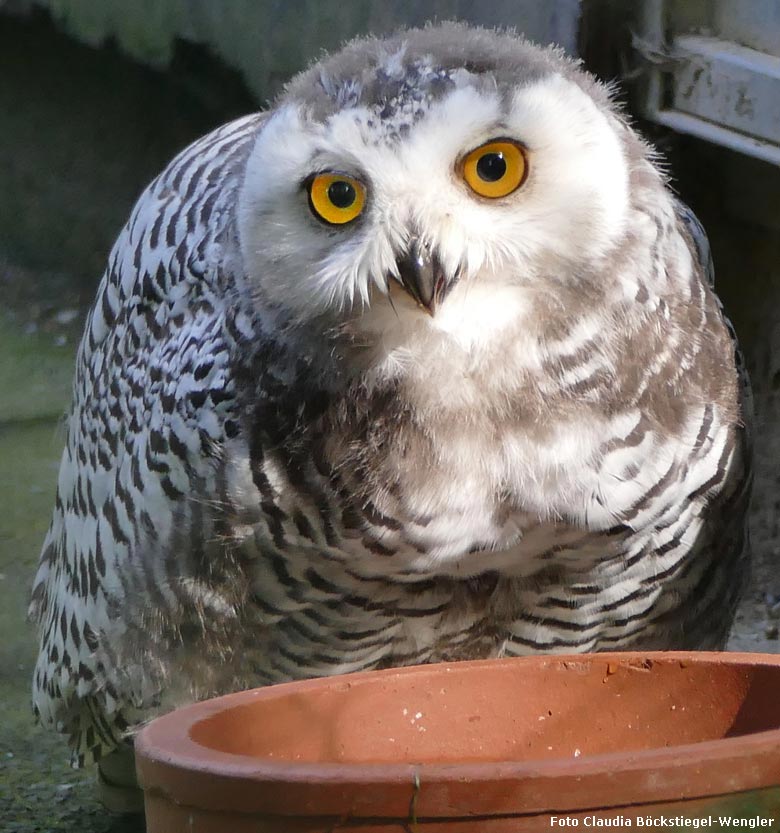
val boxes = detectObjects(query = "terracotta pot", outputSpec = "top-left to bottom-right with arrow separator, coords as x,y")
136,652 -> 780,831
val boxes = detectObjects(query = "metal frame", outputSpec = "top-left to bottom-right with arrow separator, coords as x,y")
639,0 -> 780,165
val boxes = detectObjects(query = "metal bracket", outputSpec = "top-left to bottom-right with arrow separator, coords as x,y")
638,0 -> 780,165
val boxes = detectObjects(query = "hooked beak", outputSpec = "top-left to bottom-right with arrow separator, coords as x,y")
392,239 -> 458,316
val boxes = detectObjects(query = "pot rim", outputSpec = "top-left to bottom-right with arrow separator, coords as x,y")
135,651 -> 780,818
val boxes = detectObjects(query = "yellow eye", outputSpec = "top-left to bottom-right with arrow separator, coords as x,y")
462,140 -> 527,199
307,173 -> 366,225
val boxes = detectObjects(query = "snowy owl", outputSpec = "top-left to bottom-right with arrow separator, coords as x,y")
30,23 -> 751,790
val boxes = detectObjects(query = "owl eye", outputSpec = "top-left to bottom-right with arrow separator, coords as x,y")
462,140 -> 527,199
308,173 -> 366,225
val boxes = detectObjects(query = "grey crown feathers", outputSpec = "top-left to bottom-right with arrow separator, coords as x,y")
30,22 -> 751,766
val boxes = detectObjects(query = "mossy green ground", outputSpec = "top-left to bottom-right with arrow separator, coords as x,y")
0,309 -> 143,831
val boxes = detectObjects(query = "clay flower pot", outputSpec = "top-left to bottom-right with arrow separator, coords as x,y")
136,652 -> 780,831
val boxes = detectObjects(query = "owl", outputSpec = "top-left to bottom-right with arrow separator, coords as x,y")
30,21 -> 751,793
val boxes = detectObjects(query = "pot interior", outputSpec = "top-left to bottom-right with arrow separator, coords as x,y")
187,656 -> 780,765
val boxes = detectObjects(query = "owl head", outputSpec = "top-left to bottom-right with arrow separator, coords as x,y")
237,23 -> 661,361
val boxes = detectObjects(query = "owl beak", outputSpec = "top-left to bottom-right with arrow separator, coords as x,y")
393,241 -> 454,316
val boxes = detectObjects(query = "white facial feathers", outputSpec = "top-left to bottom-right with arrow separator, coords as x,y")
507,74 -> 631,264
238,41 -> 634,337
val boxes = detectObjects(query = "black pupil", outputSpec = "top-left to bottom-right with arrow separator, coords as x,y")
328,180 -> 356,208
476,152 -> 506,182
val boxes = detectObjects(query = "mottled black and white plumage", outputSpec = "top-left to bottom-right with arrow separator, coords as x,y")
31,24 -> 751,767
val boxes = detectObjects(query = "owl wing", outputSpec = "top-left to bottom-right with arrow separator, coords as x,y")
675,198 -> 753,434
675,199 -> 715,289
29,114 -> 264,764
674,199 -> 753,631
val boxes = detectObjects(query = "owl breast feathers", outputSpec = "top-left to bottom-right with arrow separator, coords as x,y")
30,22 -> 751,765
